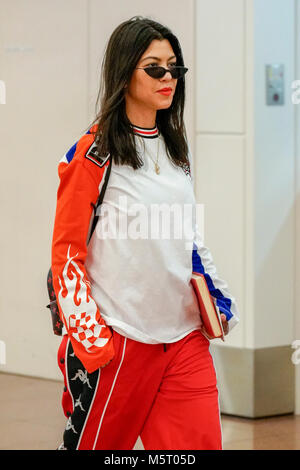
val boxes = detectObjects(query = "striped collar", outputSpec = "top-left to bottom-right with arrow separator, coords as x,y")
131,124 -> 159,139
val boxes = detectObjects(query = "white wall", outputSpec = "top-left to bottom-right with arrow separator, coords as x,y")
195,0 -> 247,349
195,0 -> 299,415
0,0 -> 195,380
253,0 -> 295,349
0,0 -> 90,380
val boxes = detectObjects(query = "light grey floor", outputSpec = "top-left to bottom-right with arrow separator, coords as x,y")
0,373 -> 299,450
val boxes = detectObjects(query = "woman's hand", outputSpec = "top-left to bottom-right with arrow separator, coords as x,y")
200,313 -> 229,340
220,314 -> 229,336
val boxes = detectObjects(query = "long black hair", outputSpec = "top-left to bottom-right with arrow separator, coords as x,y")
87,16 -> 190,170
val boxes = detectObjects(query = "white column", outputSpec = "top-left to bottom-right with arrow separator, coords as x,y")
194,0 -> 297,417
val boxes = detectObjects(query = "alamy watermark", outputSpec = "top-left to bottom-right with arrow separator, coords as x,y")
291,340 -> 300,366
0,340 -> 6,365
291,80 -> 300,104
0,80 -> 6,104
94,197 -> 205,250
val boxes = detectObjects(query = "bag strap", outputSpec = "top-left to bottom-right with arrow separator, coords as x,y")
87,154 -> 112,244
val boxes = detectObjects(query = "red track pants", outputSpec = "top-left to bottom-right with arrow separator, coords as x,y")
57,328 -> 222,450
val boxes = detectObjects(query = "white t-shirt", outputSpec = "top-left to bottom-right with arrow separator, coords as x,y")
84,124 -> 202,343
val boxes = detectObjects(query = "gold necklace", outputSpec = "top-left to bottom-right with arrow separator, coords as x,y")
147,135 -> 160,174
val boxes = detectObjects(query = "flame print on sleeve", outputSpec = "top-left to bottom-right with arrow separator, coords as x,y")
58,245 -> 109,353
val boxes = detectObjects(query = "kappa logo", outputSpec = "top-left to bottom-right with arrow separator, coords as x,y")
74,394 -> 86,412
57,442 -> 68,450
71,369 -> 92,389
66,417 -> 78,434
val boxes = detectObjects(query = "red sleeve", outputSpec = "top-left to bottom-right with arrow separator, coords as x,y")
51,132 -> 114,373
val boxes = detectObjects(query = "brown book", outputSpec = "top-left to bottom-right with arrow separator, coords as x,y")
191,272 -> 225,340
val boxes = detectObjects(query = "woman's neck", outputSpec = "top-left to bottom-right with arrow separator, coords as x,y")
126,105 -> 157,129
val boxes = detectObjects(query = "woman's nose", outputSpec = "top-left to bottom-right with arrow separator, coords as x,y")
160,69 -> 173,80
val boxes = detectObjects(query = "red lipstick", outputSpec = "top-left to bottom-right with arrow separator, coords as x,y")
157,87 -> 172,96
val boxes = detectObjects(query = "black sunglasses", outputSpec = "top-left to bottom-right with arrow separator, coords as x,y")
135,65 -> 188,79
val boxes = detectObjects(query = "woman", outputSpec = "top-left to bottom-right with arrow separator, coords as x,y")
51,16 -> 239,450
